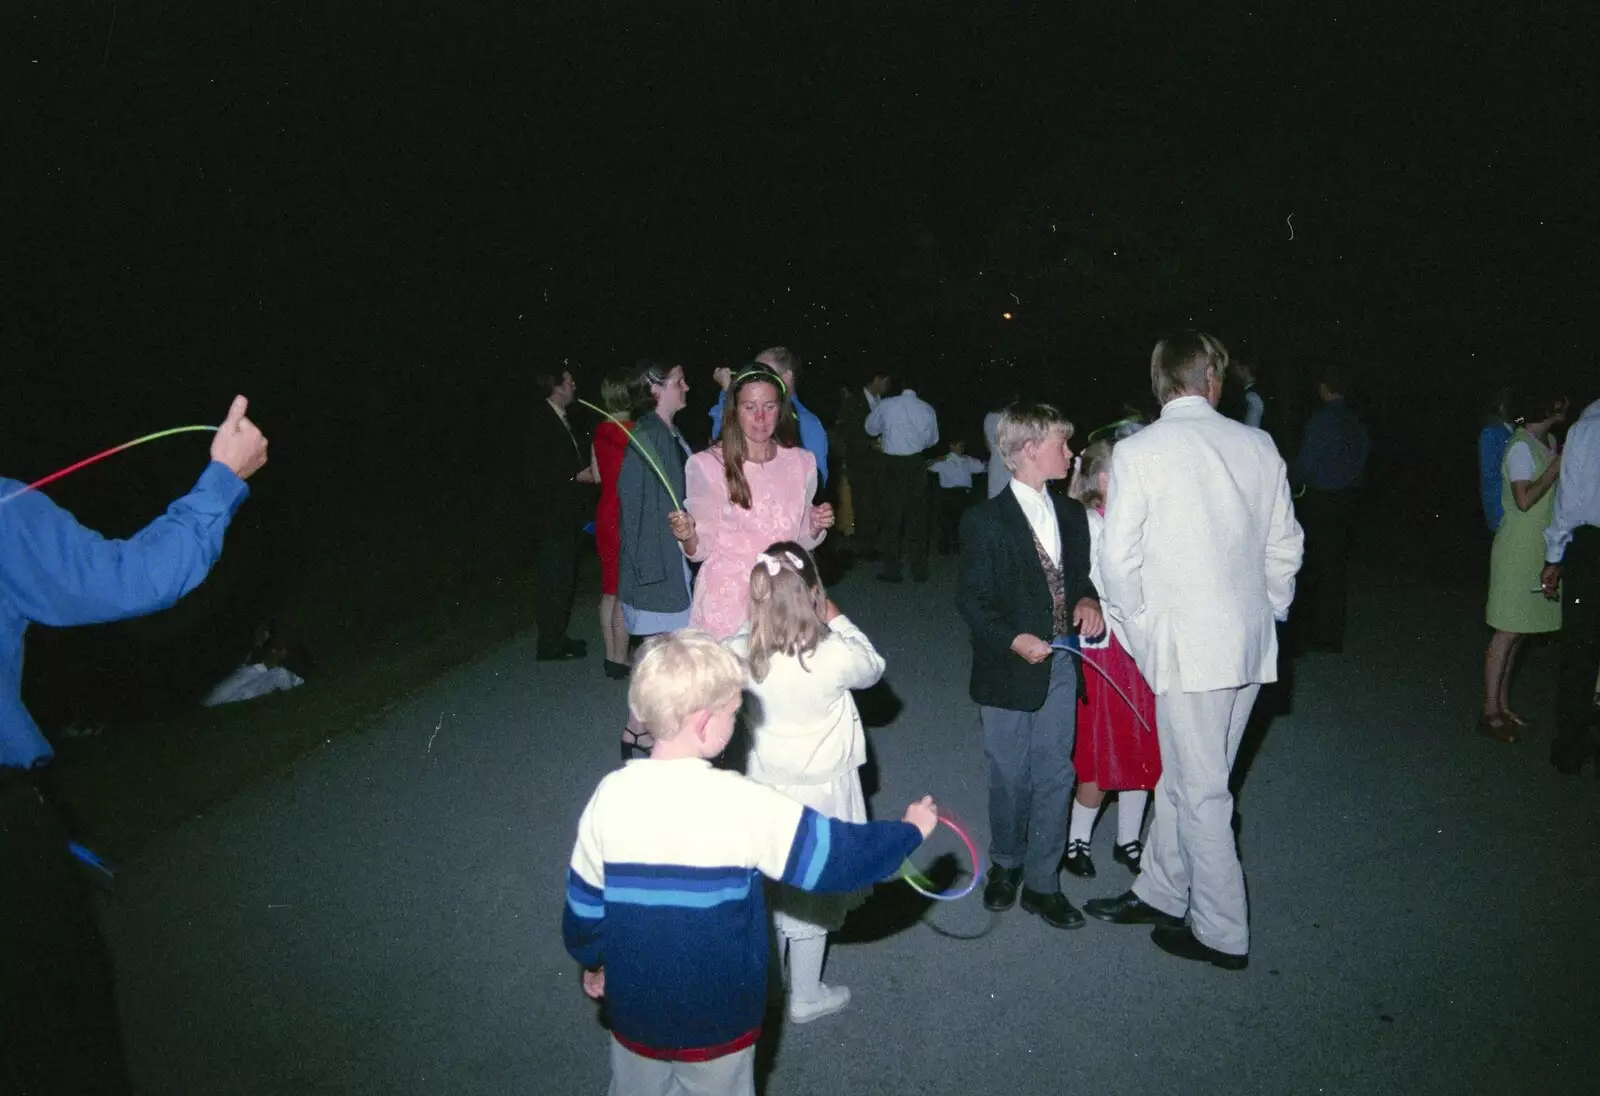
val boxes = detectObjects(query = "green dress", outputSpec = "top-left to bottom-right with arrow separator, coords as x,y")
1486,428 -> 1561,633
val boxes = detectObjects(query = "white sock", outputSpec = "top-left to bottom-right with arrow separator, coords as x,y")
1068,799 -> 1097,845
1117,791 -> 1149,846
787,935 -> 827,1004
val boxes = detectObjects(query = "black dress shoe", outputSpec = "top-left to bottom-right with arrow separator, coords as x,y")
1083,890 -> 1184,927
536,638 -> 588,662
1112,840 -> 1143,873
1061,839 -> 1096,878
602,659 -> 631,680
1150,923 -> 1248,970
1019,888 -> 1086,930
981,865 -> 1022,911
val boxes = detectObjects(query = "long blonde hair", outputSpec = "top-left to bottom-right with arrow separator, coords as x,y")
745,541 -> 827,683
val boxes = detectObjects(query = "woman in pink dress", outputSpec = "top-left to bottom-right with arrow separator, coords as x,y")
1061,431 -> 1162,879
668,367 -> 834,639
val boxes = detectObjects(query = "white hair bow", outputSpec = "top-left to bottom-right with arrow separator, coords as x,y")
755,550 -> 803,576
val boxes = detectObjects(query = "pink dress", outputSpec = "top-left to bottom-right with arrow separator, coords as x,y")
684,445 -> 825,638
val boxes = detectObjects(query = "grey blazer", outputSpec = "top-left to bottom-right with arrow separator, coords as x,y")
616,412 -> 692,614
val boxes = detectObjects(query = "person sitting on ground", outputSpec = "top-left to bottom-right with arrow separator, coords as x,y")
563,630 -> 936,1095
726,543 -> 887,1025
202,621 -> 312,707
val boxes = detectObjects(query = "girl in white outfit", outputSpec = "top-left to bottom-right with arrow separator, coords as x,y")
726,541 -> 886,1025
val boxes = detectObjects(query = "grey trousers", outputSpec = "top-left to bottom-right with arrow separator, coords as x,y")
980,650 -> 1078,894
607,1039 -> 755,1096
1133,683 -> 1260,957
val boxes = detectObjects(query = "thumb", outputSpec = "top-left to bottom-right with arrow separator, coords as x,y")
222,395 -> 249,429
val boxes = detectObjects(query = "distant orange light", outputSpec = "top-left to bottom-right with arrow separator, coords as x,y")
1002,311 -> 1013,320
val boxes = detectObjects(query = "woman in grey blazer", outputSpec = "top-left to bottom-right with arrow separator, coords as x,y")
616,360 -> 694,756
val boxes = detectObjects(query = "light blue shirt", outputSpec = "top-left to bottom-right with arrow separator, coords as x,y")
1,462 -> 248,768
710,391 -> 829,485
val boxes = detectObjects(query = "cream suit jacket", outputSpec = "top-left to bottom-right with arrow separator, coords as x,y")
1099,396 -> 1304,695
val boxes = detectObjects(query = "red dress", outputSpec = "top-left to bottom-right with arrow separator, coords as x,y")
1074,631 -> 1162,791
594,420 -> 632,596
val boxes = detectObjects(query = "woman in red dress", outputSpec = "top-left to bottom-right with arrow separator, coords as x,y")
1063,431 -> 1162,878
591,371 -> 636,678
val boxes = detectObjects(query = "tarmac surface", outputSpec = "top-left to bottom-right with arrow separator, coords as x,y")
106,533 -> 1600,1095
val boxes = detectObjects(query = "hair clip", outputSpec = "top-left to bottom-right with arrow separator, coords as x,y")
755,552 -> 783,576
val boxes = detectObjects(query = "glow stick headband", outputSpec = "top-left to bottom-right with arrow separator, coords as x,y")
730,367 -> 788,397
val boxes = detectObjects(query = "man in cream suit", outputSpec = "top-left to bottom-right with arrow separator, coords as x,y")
1083,332 -> 1303,970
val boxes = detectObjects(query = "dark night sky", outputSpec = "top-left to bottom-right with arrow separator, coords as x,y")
5,3 -> 1595,529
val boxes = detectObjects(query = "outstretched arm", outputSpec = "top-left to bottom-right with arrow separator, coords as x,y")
1,397 -> 266,627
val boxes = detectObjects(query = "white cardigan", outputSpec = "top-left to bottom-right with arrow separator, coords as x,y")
726,614 -> 886,787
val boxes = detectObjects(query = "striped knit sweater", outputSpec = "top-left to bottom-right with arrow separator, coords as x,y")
563,758 -> 921,1060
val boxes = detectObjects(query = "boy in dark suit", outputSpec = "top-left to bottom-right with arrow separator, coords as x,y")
957,404 -> 1103,930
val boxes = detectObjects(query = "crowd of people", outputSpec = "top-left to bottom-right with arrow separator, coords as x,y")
556,332 -> 1324,1094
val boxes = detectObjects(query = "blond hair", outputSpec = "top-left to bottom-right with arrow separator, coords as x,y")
995,403 -> 1075,473
745,542 -> 828,684
1150,330 -> 1229,404
628,630 -> 746,739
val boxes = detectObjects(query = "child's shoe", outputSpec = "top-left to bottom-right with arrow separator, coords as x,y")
788,983 -> 851,1024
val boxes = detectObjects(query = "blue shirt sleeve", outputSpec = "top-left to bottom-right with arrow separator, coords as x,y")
708,390 -> 727,441
1479,425 -> 1508,532
0,461 -> 249,628
792,398 -> 829,486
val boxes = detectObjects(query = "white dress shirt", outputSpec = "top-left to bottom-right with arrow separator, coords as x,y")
1243,387 -> 1265,429
1009,478 -> 1060,565
984,410 -> 1011,498
1546,397 -> 1600,563
929,453 -> 984,489
865,389 -> 939,455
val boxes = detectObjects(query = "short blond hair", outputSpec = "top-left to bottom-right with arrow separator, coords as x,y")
995,403 -> 1075,473
1150,331 -> 1229,404
628,630 -> 746,739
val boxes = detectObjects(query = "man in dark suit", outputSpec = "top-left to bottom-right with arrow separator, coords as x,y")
530,366 -> 596,661
957,403 -> 1103,930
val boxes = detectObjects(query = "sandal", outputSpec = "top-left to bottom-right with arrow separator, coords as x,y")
1502,709 -> 1532,729
1477,713 -> 1518,744
621,726 -> 655,761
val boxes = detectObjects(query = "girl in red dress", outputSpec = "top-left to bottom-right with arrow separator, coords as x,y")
590,372 -> 636,678
1063,432 -> 1162,878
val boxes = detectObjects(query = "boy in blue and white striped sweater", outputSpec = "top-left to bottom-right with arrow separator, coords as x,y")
564,629 -> 937,1095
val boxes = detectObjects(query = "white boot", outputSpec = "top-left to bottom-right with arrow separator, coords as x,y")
785,934 -> 850,1024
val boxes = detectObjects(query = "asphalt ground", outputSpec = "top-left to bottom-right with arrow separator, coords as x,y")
105,533 -> 1600,1095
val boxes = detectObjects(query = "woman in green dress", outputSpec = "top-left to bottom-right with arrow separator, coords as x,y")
1482,391 -> 1567,741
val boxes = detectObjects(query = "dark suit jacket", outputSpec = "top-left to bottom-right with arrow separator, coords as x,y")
957,486 -> 1097,711
529,399 -> 590,531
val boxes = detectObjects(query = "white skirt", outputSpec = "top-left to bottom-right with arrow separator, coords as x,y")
765,770 -> 871,940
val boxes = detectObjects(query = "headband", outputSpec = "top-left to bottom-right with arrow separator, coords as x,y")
754,549 -> 805,577
731,367 -> 788,397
